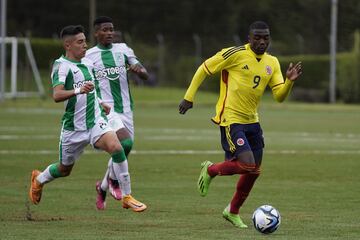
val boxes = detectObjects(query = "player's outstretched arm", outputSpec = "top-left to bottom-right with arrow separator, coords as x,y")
179,99 -> 193,114
286,62 -> 302,81
179,65 -> 208,114
271,61 -> 302,102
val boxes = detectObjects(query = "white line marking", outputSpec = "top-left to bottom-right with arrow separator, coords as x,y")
0,135 -> 57,140
0,149 -> 360,155
1,133 -> 359,142
1,127 -> 359,138
4,108 -> 62,114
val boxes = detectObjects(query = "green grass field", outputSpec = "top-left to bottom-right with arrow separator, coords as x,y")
0,87 -> 359,240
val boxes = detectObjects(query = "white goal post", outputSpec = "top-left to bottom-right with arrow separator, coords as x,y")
0,37 -> 45,99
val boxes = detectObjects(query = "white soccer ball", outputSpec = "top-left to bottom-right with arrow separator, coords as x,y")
252,205 -> 281,234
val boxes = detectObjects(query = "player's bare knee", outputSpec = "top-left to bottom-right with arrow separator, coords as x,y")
108,141 -> 122,154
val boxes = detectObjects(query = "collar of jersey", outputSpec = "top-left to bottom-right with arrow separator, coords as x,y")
62,55 -> 81,64
97,43 -> 113,50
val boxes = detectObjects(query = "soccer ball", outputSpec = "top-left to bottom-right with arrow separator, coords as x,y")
252,205 -> 281,234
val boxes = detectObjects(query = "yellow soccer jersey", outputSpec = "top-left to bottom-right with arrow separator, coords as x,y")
184,43 -> 293,126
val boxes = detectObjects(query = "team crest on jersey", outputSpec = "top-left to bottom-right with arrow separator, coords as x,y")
236,138 -> 245,146
265,65 -> 272,75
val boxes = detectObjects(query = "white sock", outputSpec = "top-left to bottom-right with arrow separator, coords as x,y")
118,173 -> 131,196
100,159 -> 112,191
36,165 -> 55,184
100,169 -> 110,191
112,160 -> 131,195
109,161 -> 116,180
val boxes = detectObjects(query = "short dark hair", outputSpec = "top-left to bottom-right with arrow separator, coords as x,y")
249,21 -> 269,32
93,16 -> 113,27
60,25 -> 85,38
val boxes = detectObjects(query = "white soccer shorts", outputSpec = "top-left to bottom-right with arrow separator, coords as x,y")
107,110 -> 134,140
59,118 -> 112,166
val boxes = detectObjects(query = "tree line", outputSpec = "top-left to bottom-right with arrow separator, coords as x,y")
7,0 -> 360,56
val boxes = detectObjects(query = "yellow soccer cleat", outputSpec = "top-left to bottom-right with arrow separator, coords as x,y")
29,170 -> 43,205
122,195 -> 147,212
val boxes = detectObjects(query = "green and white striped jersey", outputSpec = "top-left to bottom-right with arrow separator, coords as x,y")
86,43 -> 140,113
51,56 -> 104,131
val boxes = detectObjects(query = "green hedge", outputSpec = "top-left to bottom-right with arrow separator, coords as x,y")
21,33 -> 360,103
278,54 -> 330,102
337,31 -> 360,103
279,54 -> 329,90
30,38 -> 63,69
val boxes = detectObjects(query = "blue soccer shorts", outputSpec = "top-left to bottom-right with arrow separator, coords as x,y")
220,123 -> 264,163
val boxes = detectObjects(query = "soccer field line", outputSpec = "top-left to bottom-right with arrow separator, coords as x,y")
1,126 -> 359,139
1,149 -> 360,155
0,126 -> 219,134
1,134 -> 359,143
4,108 -> 63,114
0,135 -> 58,140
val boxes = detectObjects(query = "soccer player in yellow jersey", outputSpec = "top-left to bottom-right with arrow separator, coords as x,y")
179,21 -> 302,228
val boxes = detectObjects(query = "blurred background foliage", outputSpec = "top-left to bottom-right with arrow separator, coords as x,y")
4,0 -> 360,102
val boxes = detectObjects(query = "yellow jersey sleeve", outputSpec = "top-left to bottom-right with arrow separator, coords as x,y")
183,47 -> 239,102
183,66 -> 208,102
203,47 -> 241,75
269,58 -> 294,102
268,57 -> 284,88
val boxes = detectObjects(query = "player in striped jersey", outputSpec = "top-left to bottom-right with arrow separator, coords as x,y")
179,21 -> 302,228
28,25 -> 146,212
86,16 -> 148,211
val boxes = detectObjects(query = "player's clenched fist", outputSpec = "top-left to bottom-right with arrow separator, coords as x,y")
81,82 -> 94,94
